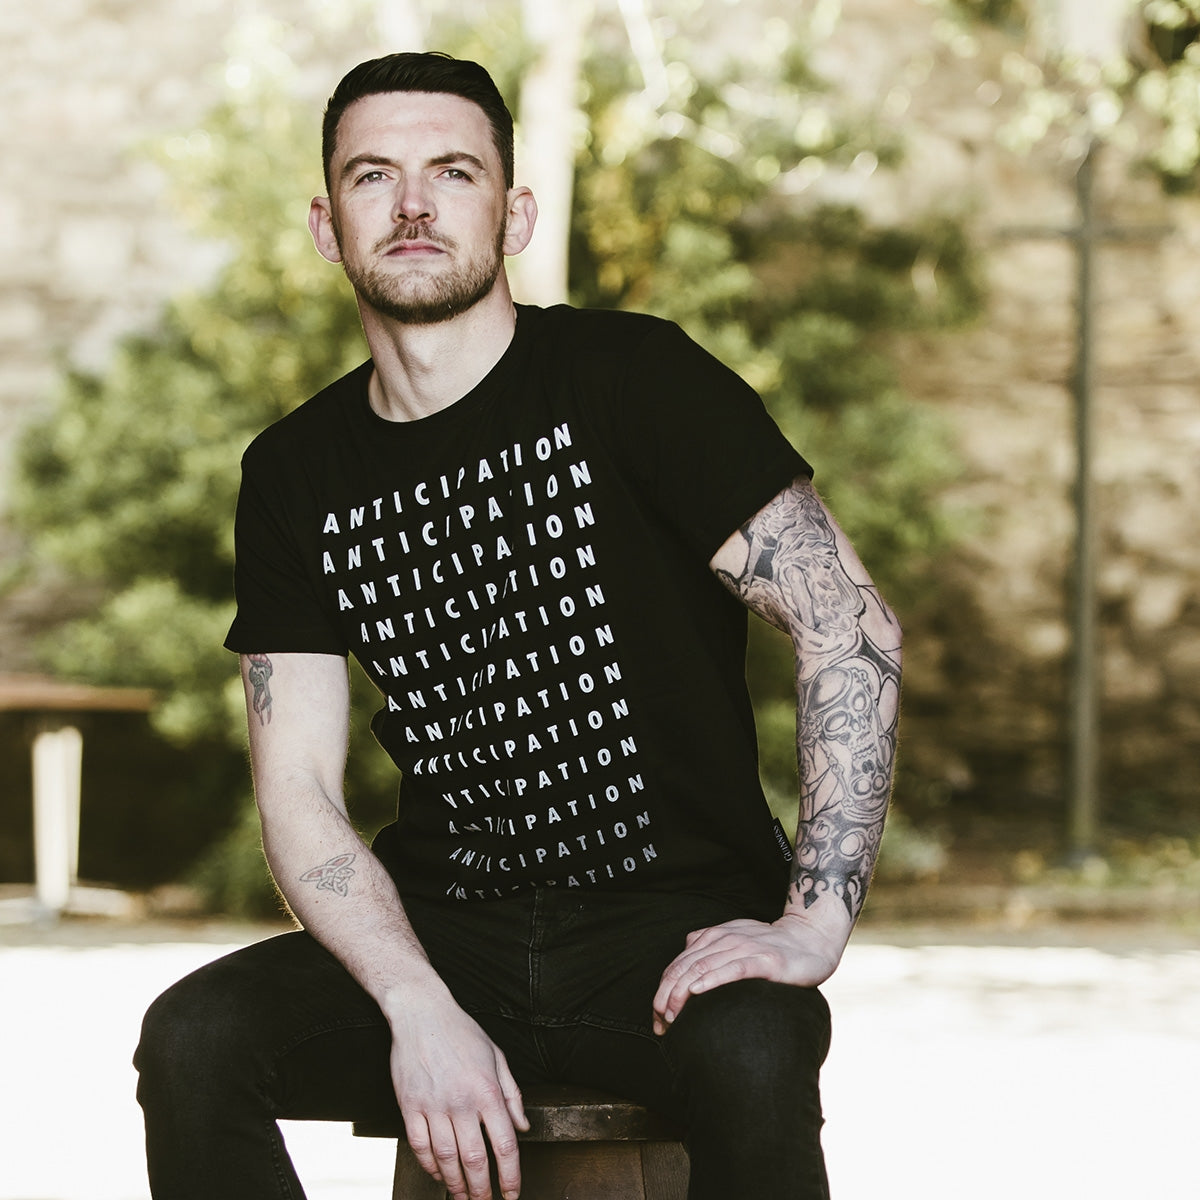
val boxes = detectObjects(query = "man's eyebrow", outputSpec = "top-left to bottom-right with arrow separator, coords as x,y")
339,151 -> 490,181
428,151 -> 489,173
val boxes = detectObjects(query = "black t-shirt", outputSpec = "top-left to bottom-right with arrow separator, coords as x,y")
225,305 -> 811,916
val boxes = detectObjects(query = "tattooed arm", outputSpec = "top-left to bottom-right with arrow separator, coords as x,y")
653,477 -> 901,1032
240,652 -> 528,1200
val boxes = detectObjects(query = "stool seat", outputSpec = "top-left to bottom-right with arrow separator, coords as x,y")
353,1084 -> 689,1199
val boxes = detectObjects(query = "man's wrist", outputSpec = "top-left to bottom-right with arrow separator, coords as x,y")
778,898 -> 853,964
376,965 -> 455,1025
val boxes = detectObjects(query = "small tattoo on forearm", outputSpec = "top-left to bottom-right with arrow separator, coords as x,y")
247,653 -> 274,725
300,854 -> 357,897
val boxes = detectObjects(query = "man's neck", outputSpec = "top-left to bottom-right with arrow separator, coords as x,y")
360,283 -> 519,423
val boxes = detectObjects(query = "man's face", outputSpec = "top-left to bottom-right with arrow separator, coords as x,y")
315,91 -> 512,325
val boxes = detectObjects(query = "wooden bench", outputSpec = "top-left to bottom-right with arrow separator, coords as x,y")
353,1085 -> 689,1199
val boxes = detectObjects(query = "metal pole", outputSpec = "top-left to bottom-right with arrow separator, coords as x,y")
1069,140 -> 1099,857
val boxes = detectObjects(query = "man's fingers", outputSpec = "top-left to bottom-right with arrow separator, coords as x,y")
505,1090 -> 529,1132
652,930 -> 735,1015
413,1112 -> 467,1195
429,1111 -> 493,1200
653,955 -> 712,1034
409,1110 -> 489,1200
653,937 -> 782,1034
452,1118 -> 495,1200
408,1095 -> 524,1199
485,1059 -> 527,1198
404,1112 -> 442,1180
652,923 -> 748,1034
481,1106 -> 522,1199
497,1060 -> 529,1132
652,954 -> 695,1030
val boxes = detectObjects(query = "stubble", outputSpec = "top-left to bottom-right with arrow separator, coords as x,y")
340,221 -> 506,325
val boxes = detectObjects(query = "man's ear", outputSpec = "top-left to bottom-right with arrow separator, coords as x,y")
502,187 -> 538,256
308,197 -> 343,264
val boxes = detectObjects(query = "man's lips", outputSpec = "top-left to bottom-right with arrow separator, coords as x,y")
385,240 -> 445,256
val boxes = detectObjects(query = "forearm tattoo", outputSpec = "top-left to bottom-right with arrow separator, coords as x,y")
300,853 -> 357,897
718,481 -> 902,921
247,653 -> 274,725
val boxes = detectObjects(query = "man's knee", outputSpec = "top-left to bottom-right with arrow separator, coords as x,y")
666,978 -> 831,1102
134,965 -> 260,1094
663,980 -> 831,1195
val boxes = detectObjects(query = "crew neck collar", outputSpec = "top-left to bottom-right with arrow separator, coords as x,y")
356,306 -> 536,433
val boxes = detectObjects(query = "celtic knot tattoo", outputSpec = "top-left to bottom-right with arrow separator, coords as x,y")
299,853 -> 357,897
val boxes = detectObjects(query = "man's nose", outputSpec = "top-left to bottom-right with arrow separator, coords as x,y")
394,176 -> 434,223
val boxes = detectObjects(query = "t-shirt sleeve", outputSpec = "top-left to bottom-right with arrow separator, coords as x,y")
223,442 -> 348,656
613,319 -> 812,561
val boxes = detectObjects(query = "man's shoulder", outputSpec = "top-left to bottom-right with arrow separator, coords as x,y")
242,360 -> 372,464
522,305 -> 738,408
522,304 -> 679,356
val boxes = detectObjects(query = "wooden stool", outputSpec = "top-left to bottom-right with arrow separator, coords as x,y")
353,1085 -> 689,1199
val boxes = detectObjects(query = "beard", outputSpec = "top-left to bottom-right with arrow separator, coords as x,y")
340,221 -> 506,326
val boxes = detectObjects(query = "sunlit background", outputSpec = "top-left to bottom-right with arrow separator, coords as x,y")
2,0 -> 1198,1196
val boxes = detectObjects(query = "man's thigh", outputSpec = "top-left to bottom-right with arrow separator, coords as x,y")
136,929 -> 398,1122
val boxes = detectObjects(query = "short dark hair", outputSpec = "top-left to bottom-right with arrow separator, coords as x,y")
322,52 -> 515,193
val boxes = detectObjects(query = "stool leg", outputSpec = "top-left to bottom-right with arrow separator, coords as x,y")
519,1141 -> 648,1198
392,1142 -> 446,1200
641,1142 -> 690,1200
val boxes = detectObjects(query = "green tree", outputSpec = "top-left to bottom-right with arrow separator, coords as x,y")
10,5 -> 977,909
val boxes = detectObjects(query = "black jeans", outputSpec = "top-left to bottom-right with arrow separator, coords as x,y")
135,888 -> 831,1199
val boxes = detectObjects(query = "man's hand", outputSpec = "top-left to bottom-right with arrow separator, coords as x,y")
388,992 -> 529,1200
651,907 -> 850,1036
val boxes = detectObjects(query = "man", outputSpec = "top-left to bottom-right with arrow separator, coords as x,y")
135,51 -> 901,1200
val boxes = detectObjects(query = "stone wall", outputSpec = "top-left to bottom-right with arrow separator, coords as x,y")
3,0 -> 242,459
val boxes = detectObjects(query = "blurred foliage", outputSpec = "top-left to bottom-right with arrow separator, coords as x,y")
10,2 -> 979,912
1136,0 -> 1200,184
188,800 -> 290,920
13,86 -> 365,751
939,0 -> 1200,187
874,808 -> 950,883
1012,834 -> 1200,896
949,0 -> 1027,27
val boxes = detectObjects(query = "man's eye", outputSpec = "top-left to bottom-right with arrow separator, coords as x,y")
443,168 -> 473,181
356,170 -> 386,184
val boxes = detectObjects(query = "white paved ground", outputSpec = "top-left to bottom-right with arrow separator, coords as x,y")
2,921 -> 1196,1199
